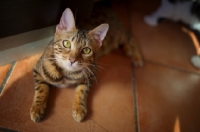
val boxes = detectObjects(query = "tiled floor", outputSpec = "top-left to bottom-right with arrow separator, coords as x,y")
1,0 -> 200,132
0,51 -> 135,132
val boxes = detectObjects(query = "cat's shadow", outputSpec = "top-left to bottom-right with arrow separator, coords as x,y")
44,86 -> 61,121
85,61 -> 111,121
44,84 -> 99,122
85,84 -> 99,120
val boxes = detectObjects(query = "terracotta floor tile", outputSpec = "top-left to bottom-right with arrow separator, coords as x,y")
0,51 -> 136,132
88,52 -> 136,132
131,12 -> 199,73
0,2 -> 137,131
134,61 -> 200,132
0,54 -> 42,95
0,63 -> 12,90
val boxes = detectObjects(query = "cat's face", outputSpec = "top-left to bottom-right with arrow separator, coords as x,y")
53,8 -> 109,71
54,30 -> 95,71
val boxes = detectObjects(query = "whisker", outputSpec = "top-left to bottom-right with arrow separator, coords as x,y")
90,64 -> 105,70
82,68 -> 90,88
79,62 -> 105,70
95,62 -> 109,66
84,66 -> 98,85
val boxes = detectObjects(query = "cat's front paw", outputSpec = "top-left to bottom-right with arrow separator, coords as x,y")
72,105 -> 87,122
30,103 -> 46,122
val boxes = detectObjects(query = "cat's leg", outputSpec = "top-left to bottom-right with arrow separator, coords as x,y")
30,70 -> 50,122
72,84 -> 89,122
123,35 -> 143,67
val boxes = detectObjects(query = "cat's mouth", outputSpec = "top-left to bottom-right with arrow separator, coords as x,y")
65,61 -> 83,71
56,58 -> 80,71
66,64 -> 81,71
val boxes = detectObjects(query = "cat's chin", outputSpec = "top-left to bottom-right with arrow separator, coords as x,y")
65,65 -> 82,72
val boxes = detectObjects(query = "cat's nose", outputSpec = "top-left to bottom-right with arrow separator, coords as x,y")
69,58 -> 76,64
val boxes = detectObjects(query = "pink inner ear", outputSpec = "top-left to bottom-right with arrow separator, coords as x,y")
56,24 -> 65,32
93,34 -> 102,48
56,8 -> 76,34
90,24 -> 109,49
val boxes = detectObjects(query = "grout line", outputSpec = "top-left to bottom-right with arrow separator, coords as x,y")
145,59 -> 200,76
0,61 -> 17,94
0,127 -> 18,132
128,0 -> 140,131
131,65 -> 140,132
90,119 -> 109,132
131,60 -> 200,132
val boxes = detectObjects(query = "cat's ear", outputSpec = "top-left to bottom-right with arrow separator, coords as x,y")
56,8 -> 76,34
89,24 -> 109,48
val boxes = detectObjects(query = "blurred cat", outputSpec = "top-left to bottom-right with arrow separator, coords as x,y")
144,0 -> 200,68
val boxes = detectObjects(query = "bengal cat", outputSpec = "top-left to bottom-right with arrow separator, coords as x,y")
30,3 -> 143,122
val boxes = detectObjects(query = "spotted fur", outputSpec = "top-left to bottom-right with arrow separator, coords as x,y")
30,3 -> 143,122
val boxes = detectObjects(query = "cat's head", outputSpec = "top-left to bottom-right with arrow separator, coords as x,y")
53,8 -> 109,71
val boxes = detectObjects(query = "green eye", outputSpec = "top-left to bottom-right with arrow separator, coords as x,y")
82,47 -> 91,54
63,40 -> 71,48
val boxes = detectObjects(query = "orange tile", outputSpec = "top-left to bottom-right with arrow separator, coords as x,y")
0,54 -> 42,95
131,12 -> 198,73
0,63 -> 12,91
88,52 -> 136,132
134,62 -> 200,132
0,51 -> 136,132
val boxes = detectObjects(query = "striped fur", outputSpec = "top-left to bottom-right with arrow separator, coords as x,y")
30,30 -> 97,122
